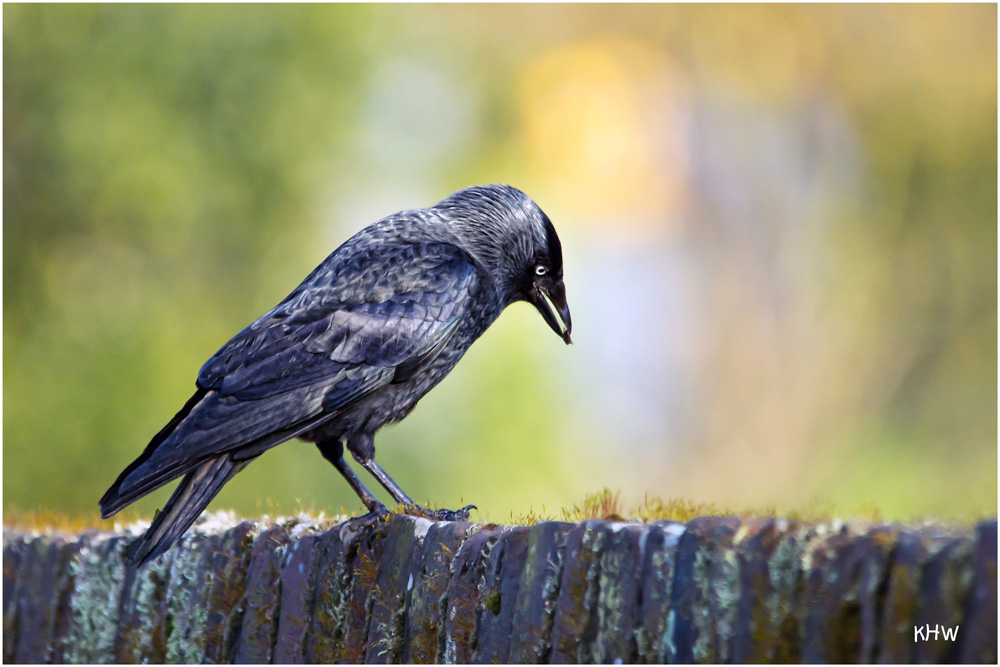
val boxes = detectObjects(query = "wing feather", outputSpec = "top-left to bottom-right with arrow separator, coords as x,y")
199,242 -> 477,401
104,240 -> 480,508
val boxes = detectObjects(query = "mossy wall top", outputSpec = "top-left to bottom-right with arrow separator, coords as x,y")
2,513 -> 996,664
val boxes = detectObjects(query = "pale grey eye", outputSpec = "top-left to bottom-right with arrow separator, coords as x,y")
534,265 -> 548,276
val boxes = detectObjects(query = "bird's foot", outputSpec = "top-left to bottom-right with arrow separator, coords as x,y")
400,503 -> 476,522
339,504 -> 390,542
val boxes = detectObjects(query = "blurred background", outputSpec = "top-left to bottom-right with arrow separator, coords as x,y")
4,4 -> 996,525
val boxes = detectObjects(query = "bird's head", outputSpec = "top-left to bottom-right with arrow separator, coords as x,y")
434,184 -> 572,344
516,208 -> 573,346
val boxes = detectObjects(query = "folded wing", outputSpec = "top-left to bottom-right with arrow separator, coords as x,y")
100,240 -> 479,518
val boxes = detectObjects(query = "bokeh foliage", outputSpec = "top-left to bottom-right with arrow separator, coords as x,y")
4,5 -> 996,523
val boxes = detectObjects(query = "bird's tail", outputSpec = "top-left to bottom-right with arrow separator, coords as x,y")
100,387 -> 209,519
124,454 -> 247,567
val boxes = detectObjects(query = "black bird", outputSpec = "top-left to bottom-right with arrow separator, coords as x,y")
100,184 -> 572,566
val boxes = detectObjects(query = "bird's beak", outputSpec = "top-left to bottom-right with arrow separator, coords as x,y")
531,277 -> 573,344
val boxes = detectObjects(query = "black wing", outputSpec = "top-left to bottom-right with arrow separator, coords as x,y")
101,240 -> 478,517
198,240 -> 475,400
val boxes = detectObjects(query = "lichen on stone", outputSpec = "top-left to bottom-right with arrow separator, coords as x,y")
163,532 -> 212,663
117,545 -> 174,663
3,512 -> 995,665
65,533 -> 127,663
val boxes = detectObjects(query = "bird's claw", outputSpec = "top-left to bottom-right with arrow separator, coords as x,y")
339,504 -> 390,543
340,503 -> 474,543
401,503 -> 476,522
428,503 -> 477,521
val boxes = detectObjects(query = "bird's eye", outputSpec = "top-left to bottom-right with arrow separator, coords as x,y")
534,265 -> 548,276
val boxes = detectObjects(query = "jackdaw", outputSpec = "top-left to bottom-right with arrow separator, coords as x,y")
100,184 -> 572,566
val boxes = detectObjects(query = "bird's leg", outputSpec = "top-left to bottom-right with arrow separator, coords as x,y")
316,439 -> 386,515
344,432 -> 414,506
357,458 -> 415,506
359,458 -> 476,522
347,433 -> 475,521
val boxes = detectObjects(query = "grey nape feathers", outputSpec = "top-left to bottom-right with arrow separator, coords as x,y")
100,184 -> 572,566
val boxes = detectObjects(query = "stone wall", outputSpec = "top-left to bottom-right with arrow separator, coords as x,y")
3,513 -> 996,663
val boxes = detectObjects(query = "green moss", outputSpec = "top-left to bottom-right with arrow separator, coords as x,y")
500,488 -> 980,527
483,590 -> 502,615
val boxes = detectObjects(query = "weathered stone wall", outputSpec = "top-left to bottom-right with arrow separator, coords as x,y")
2,513 -> 996,663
